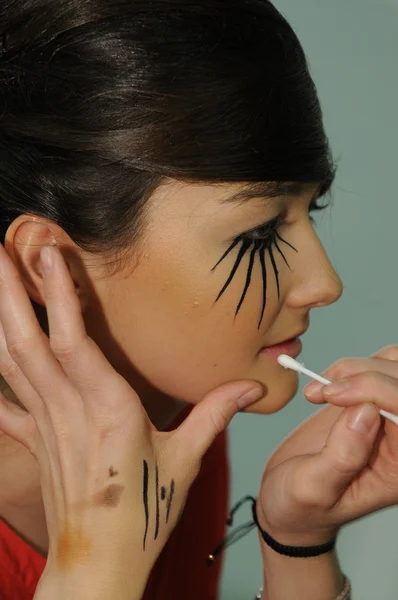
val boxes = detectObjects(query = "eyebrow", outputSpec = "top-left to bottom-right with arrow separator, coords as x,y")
220,180 -> 331,205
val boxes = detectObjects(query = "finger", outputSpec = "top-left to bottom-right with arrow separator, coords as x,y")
317,371 -> 398,419
297,403 -> 380,510
303,357 -> 398,403
41,245 -> 142,418
266,404 -> 346,470
0,243 -> 77,419
371,344 -> 398,362
324,357 -> 398,382
307,371 -> 398,458
0,318 -> 46,416
0,391 -> 35,451
171,381 -> 263,462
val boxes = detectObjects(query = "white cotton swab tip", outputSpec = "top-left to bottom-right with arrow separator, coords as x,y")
277,354 -> 398,427
277,354 -> 331,386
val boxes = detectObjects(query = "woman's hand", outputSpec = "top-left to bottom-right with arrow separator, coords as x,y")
256,347 -> 398,548
0,243 -> 262,599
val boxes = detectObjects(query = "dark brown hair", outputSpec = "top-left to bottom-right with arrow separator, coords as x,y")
0,0 -> 334,346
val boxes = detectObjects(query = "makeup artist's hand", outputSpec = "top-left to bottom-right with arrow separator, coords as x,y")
0,243 -> 262,600
255,348 -> 398,547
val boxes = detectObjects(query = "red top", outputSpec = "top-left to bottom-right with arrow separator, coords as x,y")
0,406 -> 229,600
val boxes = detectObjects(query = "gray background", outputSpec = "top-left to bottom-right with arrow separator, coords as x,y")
220,1 -> 398,598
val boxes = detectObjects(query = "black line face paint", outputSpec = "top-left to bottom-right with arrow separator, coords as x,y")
142,460 -> 176,551
143,460 -> 149,551
212,219 -> 298,330
154,465 -> 160,540
166,480 -> 175,524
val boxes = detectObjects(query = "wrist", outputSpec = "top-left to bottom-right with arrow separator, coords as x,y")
259,540 -> 345,600
35,564 -> 149,600
255,497 -> 338,549
254,498 -> 345,600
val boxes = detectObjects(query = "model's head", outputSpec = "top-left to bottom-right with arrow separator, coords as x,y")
0,0 -> 342,415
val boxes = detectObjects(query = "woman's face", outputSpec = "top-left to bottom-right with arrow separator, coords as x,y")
8,179 -> 343,417
83,179 -> 342,415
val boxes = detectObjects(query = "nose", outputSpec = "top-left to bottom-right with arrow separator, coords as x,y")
285,225 -> 343,310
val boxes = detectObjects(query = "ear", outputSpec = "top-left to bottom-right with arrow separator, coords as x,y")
4,216 -> 89,312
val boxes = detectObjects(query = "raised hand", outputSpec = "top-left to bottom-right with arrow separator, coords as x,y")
0,243 -> 262,599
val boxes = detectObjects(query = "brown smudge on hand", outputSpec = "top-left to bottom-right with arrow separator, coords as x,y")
109,466 -> 119,477
56,524 -> 92,572
55,484 -> 125,572
91,484 -> 125,508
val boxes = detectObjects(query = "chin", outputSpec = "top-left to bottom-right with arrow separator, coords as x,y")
241,373 -> 299,415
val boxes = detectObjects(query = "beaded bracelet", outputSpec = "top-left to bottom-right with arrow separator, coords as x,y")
253,574 -> 352,600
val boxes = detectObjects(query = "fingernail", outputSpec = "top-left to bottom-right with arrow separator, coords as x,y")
323,380 -> 350,397
348,403 -> 379,434
237,387 -> 263,409
303,382 -> 323,398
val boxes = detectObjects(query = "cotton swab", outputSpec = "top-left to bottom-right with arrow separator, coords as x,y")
277,354 -> 398,427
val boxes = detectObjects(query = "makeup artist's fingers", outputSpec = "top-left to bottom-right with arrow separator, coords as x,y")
171,381 -> 263,461
372,345 -> 398,362
298,403 -> 380,508
303,357 -> 398,403
325,356 -> 398,381
308,372 -> 398,428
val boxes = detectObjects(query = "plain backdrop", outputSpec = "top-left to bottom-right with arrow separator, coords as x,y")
220,1 -> 398,598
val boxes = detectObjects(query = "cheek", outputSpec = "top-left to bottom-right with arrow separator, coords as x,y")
97,241 -> 286,406
101,255 -> 275,403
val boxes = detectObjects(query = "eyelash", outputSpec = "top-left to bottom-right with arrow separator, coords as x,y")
211,200 -> 327,330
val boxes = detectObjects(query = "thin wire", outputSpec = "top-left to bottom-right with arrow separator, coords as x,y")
207,495 -> 257,566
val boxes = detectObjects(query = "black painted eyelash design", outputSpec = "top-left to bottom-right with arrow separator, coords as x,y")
211,220 -> 298,330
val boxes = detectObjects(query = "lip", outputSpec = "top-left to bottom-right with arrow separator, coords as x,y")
259,328 -> 308,361
260,337 -> 303,360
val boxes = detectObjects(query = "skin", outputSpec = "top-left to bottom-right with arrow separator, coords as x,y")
0,178 -> 342,555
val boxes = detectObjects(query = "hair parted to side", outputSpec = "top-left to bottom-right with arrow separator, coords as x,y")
0,0 -> 335,408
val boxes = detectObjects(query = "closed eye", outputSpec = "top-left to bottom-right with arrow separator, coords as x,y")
212,217 -> 297,330
211,191 -> 329,328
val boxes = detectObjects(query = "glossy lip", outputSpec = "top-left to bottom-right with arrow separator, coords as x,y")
260,327 -> 309,350
258,325 -> 308,361
260,337 -> 303,360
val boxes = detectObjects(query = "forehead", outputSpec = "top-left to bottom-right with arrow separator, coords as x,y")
149,179 -> 321,218
138,179 -> 324,249
215,181 -> 322,206
155,178 -> 321,202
